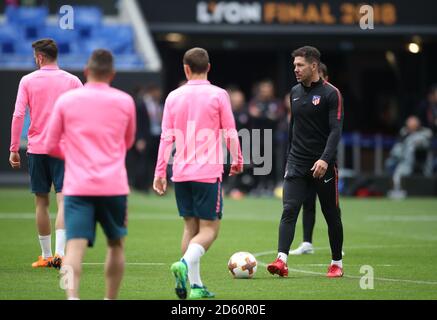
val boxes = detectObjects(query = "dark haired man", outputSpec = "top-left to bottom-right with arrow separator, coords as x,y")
9,38 -> 82,269
45,49 -> 136,300
267,46 -> 345,278
154,47 -> 243,299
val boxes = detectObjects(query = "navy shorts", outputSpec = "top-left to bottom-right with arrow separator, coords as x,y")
174,180 -> 223,221
64,195 -> 128,247
27,153 -> 64,194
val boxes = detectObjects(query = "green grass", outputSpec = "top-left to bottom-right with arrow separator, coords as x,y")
0,188 -> 436,300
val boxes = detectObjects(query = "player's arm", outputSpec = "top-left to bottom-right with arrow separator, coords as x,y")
9,78 -> 29,169
219,91 -> 244,176
313,88 -> 344,178
125,97 -> 137,150
286,91 -> 294,158
153,97 -> 174,195
45,99 -> 65,160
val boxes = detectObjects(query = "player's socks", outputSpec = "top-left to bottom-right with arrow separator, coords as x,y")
38,234 -> 52,259
55,229 -> 66,257
277,252 -> 288,264
68,297 -> 80,300
331,260 -> 343,268
182,243 -> 205,287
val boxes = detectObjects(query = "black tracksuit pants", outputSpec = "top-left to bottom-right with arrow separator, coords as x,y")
278,163 -> 343,261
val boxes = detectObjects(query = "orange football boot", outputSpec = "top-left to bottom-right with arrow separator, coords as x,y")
32,255 -> 53,268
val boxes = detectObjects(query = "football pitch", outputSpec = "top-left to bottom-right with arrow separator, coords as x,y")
0,188 -> 436,300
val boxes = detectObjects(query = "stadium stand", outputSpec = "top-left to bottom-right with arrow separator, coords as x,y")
0,4 -> 147,70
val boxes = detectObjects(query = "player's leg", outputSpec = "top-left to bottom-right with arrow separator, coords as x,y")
315,164 -> 344,277
181,217 -> 199,254
34,193 -> 53,266
185,218 -> 220,299
63,239 -> 88,299
171,182 -> 195,299
62,196 -> 97,299
96,195 -> 128,300
50,156 -> 66,268
290,188 -> 317,255
50,192 -> 65,269
267,174 -> 308,276
182,180 -> 222,299
105,238 -> 125,300
28,154 -> 53,267
303,189 -> 316,244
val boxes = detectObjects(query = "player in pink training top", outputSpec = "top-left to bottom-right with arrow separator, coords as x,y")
153,47 -> 244,300
9,39 -> 83,269
45,49 -> 136,300
46,49 -> 136,300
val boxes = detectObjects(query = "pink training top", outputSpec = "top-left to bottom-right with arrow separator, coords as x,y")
10,65 -> 83,153
154,79 -> 243,183
45,82 -> 136,196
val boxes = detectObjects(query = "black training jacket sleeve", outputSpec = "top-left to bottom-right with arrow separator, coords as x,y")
320,89 -> 344,163
286,93 -> 294,157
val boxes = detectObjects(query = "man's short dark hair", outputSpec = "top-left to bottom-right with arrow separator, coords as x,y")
292,46 -> 321,64
87,49 -> 114,78
32,38 -> 58,61
183,47 -> 210,74
319,62 -> 328,78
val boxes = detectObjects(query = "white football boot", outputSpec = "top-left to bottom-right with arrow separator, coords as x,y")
289,242 -> 314,255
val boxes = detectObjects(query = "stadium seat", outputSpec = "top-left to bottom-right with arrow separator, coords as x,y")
91,25 -> 135,54
115,54 -> 145,70
0,5 -> 144,70
0,24 -> 19,54
0,54 -> 34,69
72,6 -> 103,39
82,37 -> 134,55
39,25 -> 79,54
14,40 -> 34,55
58,54 -> 89,70
5,6 -> 48,39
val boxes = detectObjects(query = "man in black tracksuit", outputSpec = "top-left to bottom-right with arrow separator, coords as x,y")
267,46 -> 345,278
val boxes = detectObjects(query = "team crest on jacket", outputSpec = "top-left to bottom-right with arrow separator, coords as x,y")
312,95 -> 321,106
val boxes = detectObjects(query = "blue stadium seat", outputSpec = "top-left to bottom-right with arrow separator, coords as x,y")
71,6 -> 103,39
0,5 -> 144,71
58,54 -> 89,70
39,25 -> 79,54
82,37 -> 134,55
0,24 -> 19,54
15,40 -> 36,55
114,54 -> 145,70
0,54 -> 34,69
5,6 -> 48,39
91,25 -> 135,54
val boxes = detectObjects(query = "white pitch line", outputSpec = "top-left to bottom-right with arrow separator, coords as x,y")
253,243 -> 437,258
83,262 -> 165,266
255,255 -> 437,286
285,264 -> 396,267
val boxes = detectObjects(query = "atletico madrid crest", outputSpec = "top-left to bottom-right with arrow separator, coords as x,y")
312,95 -> 321,106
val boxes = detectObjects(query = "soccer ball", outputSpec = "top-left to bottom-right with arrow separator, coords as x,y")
227,252 -> 257,279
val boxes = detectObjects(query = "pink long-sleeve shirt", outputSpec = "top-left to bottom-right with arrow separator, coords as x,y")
10,65 -> 83,153
154,79 -> 243,182
45,82 -> 136,196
